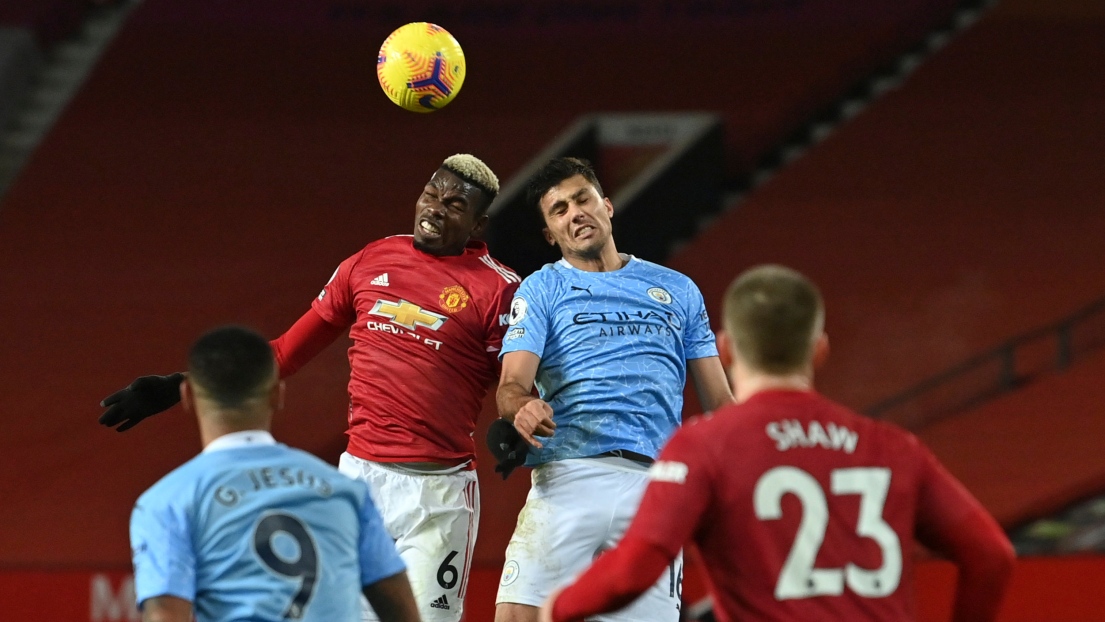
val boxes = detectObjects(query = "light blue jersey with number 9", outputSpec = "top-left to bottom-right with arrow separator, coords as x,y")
130,433 -> 405,622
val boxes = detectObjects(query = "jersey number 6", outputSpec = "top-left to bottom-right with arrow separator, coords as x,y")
437,550 -> 460,590
253,512 -> 320,619
754,466 -> 902,600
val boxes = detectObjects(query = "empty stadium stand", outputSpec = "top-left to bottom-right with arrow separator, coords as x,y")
919,346 -> 1105,528
0,0 -> 86,47
669,0 -> 1105,535
0,28 -> 40,132
3,0 -> 1105,619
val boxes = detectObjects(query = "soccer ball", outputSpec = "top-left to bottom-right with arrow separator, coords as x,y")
377,22 -> 466,113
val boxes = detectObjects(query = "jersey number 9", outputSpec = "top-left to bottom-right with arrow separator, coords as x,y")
254,512 -> 320,619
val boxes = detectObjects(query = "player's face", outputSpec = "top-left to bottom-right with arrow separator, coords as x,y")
539,174 -> 614,260
412,168 -> 489,256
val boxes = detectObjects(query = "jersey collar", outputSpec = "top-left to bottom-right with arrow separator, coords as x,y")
405,235 -> 489,259
556,253 -> 636,272
203,430 -> 277,453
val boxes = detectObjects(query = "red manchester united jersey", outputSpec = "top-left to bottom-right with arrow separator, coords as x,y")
628,390 -> 994,622
312,235 -> 519,465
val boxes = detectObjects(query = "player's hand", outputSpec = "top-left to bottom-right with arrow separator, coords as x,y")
538,587 -> 563,622
98,373 -> 185,432
513,399 -> 556,449
486,418 -> 529,480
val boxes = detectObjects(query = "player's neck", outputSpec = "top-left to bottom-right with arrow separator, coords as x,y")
563,241 -> 626,273
413,239 -> 467,257
734,371 -> 813,403
199,411 -> 273,448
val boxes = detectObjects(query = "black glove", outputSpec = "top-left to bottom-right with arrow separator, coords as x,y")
98,372 -> 185,432
486,418 -> 530,480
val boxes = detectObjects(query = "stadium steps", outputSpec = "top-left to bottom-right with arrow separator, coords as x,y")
0,28 -> 41,139
668,0 -> 1105,522
0,0 -> 141,201
484,0 -> 997,278
917,345 -> 1105,528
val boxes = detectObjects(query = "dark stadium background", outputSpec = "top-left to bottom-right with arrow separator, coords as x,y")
1,0 -> 1103,619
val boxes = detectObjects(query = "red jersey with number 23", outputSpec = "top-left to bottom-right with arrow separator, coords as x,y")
628,389 -> 998,621
312,235 -> 519,465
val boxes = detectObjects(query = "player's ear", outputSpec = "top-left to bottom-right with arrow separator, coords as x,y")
716,330 -> 737,394
812,333 -> 830,370
543,227 -> 556,246
715,330 -> 733,371
470,212 -> 489,238
604,197 -> 614,218
270,380 -> 286,412
180,378 -> 194,414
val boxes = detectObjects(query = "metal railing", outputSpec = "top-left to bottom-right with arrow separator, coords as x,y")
865,294 -> 1105,429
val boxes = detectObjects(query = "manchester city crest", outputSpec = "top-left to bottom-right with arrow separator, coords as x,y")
647,287 -> 672,304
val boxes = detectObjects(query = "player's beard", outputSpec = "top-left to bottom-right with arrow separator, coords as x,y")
413,230 -> 463,256
566,231 -> 610,261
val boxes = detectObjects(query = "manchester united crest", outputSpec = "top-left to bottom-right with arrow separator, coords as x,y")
439,285 -> 470,313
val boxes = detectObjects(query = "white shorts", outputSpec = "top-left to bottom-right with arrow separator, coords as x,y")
339,453 -> 479,622
496,457 -> 683,622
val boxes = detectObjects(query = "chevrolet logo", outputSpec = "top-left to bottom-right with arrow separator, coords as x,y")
368,299 -> 447,331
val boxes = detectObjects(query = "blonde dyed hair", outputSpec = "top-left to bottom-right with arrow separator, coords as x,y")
442,154 -> 499,203
723,265 -> 824,374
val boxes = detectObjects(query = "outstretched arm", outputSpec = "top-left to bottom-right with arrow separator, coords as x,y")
99,373 -> 186,432
99,308 -> 345,432
269,307 -> 347,378
497,350 -> 556,448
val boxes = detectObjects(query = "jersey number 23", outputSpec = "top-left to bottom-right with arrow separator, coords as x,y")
754,466 -> 902,600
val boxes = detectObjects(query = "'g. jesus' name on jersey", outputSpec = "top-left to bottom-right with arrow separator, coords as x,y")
131,435 -> 405,622
313,235 -> 519,465
500,256 -> 717,465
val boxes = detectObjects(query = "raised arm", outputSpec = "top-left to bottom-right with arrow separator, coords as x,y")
99,373 -> 186,432
269,307 -> 347,378
99,308 -> 345,432
497,350 -> 556,448
687,356 -> 735,413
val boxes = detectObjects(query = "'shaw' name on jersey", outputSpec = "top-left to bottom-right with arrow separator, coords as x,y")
765,419 -> 859,454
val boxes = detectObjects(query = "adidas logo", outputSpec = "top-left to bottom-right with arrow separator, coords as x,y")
371,273 -> 389,287
430,595 -> 450,610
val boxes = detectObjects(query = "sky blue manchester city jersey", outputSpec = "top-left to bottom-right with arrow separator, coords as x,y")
130,432 -> 405,622
501,257 -> 718,465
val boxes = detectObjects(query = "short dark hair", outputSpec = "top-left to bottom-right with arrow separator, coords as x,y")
188,325 -> 276,408
525,157 -> 604,213
723,265 -> 824,374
